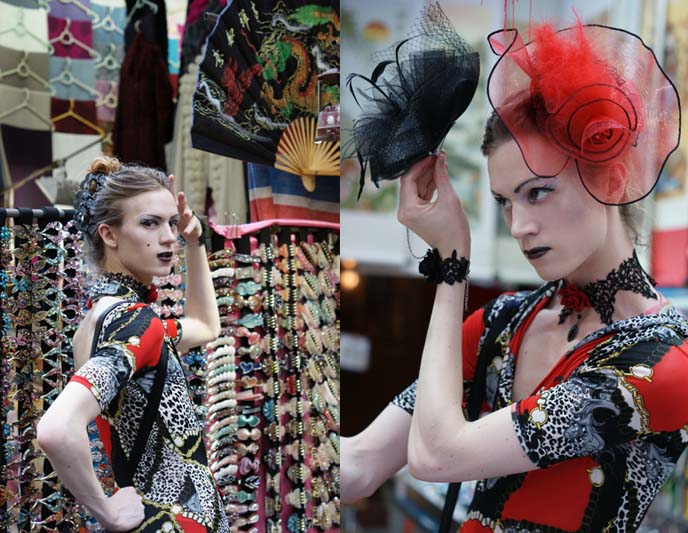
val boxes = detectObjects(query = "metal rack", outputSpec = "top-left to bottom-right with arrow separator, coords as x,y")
0,207 -> 75,220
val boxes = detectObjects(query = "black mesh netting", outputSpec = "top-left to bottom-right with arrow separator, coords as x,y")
346,2 -> 480,198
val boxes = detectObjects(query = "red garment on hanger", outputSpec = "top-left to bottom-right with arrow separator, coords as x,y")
113,32 -> 173,170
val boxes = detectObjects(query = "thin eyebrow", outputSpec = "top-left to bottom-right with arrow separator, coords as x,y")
491,176 -> 557,197
141,214 -> 180,220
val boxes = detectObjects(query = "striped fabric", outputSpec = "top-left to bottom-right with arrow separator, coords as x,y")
247,163 -> 339,223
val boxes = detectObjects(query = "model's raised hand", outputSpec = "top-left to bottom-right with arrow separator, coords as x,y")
169,174 -> 202,242
397,152 -> 471,257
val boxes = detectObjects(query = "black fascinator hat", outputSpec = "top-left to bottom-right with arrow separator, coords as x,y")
346,2 -> 480,198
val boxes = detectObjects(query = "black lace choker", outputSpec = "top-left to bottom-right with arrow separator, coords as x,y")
559,249 -> 657,329
93,272 -> 152,303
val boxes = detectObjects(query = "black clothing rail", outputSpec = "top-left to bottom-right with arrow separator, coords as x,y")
0,207 -> 75,226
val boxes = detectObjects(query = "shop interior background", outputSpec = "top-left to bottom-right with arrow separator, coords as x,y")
0,0 -> 341,531
340,0 -> 688,531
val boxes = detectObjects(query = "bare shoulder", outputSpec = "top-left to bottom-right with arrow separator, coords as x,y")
72,297 -> 128,370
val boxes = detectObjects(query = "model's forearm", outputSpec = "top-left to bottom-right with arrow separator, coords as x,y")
341,406 -> 412,502
409,281 -> 468,472
183,243 -> 220,335
341,436 -> 376,502
37,420 -> 112,525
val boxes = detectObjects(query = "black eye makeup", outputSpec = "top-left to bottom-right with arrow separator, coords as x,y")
491,176 -> 556,208
493,195 -> 509,207
141,218 -> 157,227
140,215 -> 180,228
527,186 -> 555,203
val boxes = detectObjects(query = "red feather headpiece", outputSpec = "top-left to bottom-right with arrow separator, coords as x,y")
487,21 -> 679,205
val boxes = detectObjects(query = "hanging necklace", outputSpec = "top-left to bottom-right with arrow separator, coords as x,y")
557,282 -> 591,342
558,250 -> 657,341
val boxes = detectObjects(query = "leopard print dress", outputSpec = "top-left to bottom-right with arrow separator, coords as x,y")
71,279 -> 229,532
393,282 -> 688,532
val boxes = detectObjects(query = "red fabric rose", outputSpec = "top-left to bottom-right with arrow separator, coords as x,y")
147,286 -> 159,303
487,21 -> 680,205
530,23 -> 643,167
559,285 -> 591,313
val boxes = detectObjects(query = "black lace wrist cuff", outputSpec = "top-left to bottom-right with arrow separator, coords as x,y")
418,248 -> 470,284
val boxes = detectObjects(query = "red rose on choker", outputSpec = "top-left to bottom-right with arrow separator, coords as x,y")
559,285 -> 591,313
147,286 -> 159,303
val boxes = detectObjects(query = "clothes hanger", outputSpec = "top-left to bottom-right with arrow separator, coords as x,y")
0,9 -> 54,54
235,233 -> 251,254
50,58 -> 100,99
125,0 -> 159,27
259,227 -> 273,247
0,88 -> 54,130
49,18 -> 102,61
92,5 -> 124,36
95,81 -> 118,109
94,43 -> 121,72
2,133 -> 105,195
55,0 -> 99,24
0,51 -> 54,94
51,97 -> 105,137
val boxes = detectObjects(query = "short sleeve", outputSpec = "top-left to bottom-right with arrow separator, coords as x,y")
71,303 -> 165,413
391,305 -> 487,415
391,380 -> 417,415
163,318 -> 182,347
511,342 -> 688,468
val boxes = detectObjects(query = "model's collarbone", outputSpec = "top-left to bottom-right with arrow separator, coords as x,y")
511,311 -> 603,402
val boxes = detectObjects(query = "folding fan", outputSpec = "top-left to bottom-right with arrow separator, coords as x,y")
191,0 -> 340,171
274,116 -> 339,191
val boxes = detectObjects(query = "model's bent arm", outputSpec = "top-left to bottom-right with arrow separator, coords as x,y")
341,404 -> 412,503
37,382 -> 144,532
176,239 -> 220,354
173,188 -> 220,354
407,282 -> 536,483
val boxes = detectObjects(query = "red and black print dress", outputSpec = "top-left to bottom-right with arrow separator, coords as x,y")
70,277 -> 229,532
393,282 -> 688,532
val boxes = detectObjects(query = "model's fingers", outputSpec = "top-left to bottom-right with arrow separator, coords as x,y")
169,175 -> 178,197
399,156 -> 435,205
416,164 -> 436,201
184,216 -> 198,237
177,191 -> 188,214
434,152 -> 454,196
421,180 -> 437,202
